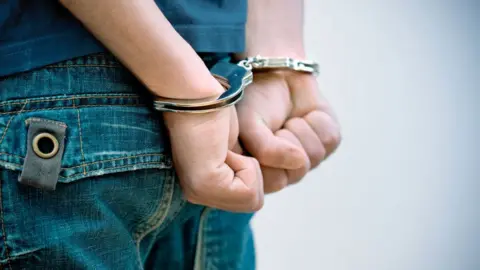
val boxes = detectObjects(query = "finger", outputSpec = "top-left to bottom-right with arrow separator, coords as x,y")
275,129 -> 310,185
229,151 -> 264,209
225,151 -> 261,194
284,117 -> 326,168
186,151 -> 263,212
304,111 -> 342,158
164,110 -> 262,212
231,140 -> 244,155
238,109 -> 306,170
262,166 -> 288,194
220,151 -> 264,211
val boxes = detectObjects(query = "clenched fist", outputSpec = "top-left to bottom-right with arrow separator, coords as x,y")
163,97 -> 264,212
237,70 -> 341,193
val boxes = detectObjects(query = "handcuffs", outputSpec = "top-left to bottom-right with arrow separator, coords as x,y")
153,56 -> 320,113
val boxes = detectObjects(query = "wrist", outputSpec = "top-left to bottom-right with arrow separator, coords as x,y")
146,56 -> 224,100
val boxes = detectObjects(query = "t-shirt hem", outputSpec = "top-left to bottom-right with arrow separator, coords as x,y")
0,24 -> 245,77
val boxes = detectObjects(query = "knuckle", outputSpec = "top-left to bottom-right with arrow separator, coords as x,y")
243,186 -> 259,203
250,197 -> 264,212
324,129 -> 342,148
289,175 -> 305,186
256,145 -> 274,163
234,186 -> 262,212
265,179 -> 288,194
309,147 -> 326,168
287,163 -> 310,185
291,172 -> 308,185
248,156 -> 260,168
319,114 -> 342,147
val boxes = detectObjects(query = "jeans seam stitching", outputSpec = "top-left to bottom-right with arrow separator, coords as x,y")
0,154 -> 169,170
59,161 -> 167,179
0,175 -> 12,270
0,101 -> 28,146
134,172 -> 175,245
74,102 -> 87,175
0,95 -> 140,107
45,64 -> 121,68
133,172 -> 175,268
157,199 -> 187,232
0,104 -> 146,116
61,153 -> 165,170
194,208 -> 212,270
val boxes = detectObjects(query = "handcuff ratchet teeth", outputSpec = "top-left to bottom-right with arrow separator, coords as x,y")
153,62 -> 253,113
240,55 -> 320,75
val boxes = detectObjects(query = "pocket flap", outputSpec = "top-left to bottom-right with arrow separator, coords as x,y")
0,94 -> 172,184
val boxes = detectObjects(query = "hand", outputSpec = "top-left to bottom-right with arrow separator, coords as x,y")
164,102 -> 264,212
237,70 -> 341,193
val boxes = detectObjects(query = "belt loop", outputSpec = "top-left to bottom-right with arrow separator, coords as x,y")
19,118 -> 67,190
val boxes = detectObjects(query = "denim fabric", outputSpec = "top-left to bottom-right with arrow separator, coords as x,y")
0,53 -> 255,269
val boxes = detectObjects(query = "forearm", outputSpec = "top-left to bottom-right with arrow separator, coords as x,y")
60,0 -> 223,99
239,0 -> 306,58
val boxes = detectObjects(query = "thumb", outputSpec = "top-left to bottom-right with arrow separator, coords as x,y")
223,150 -> 264,210
164,108 -> 263,212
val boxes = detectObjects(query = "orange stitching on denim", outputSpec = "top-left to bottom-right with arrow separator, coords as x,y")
0,175 -> 13,270
78,104 -> 144,109
0,97 -> 75,107
0,153 -> 168,172
134,171 -> 175,245
58,161 -> 166,179
0,104 -> 145,116
46,64 -> 121,69
0,95 -> 140,107
0,101 -> 28,146
60,153 -> 165,170
74,102 -> 87,176
194,207 -> 212,270
0,107 -> 72,115
0,150 -> 167,171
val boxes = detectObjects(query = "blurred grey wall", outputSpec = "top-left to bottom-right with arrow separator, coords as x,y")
252,1 -> 480,269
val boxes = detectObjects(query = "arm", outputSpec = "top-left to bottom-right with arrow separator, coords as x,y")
237,0 -> 341,193
60,0 -> 264,211
237,0 -> 306,59
60,0 -> 223,99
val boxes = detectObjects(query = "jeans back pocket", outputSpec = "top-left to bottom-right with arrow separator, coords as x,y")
0,54 -> 189,269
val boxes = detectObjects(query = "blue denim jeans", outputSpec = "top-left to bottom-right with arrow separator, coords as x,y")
0,53 -> 255,269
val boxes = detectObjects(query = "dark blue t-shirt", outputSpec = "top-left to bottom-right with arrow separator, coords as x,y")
0,0 -> 247,76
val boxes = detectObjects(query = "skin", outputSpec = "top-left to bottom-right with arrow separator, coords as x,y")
60,0 -> 341,210
60,0 -> 263,212
236,0 -> 342,193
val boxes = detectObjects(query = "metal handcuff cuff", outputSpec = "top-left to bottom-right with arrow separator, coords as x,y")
153,56 -> 320,113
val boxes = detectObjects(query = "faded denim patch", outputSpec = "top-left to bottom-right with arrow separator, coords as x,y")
0,53 -> 172,183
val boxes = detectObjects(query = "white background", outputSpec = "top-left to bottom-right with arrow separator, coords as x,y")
252,1 -> 480,269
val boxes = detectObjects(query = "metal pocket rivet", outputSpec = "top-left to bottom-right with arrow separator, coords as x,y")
32,132 -> 59,159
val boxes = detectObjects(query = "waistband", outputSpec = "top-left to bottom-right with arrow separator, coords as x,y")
0,52 -> 232,102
